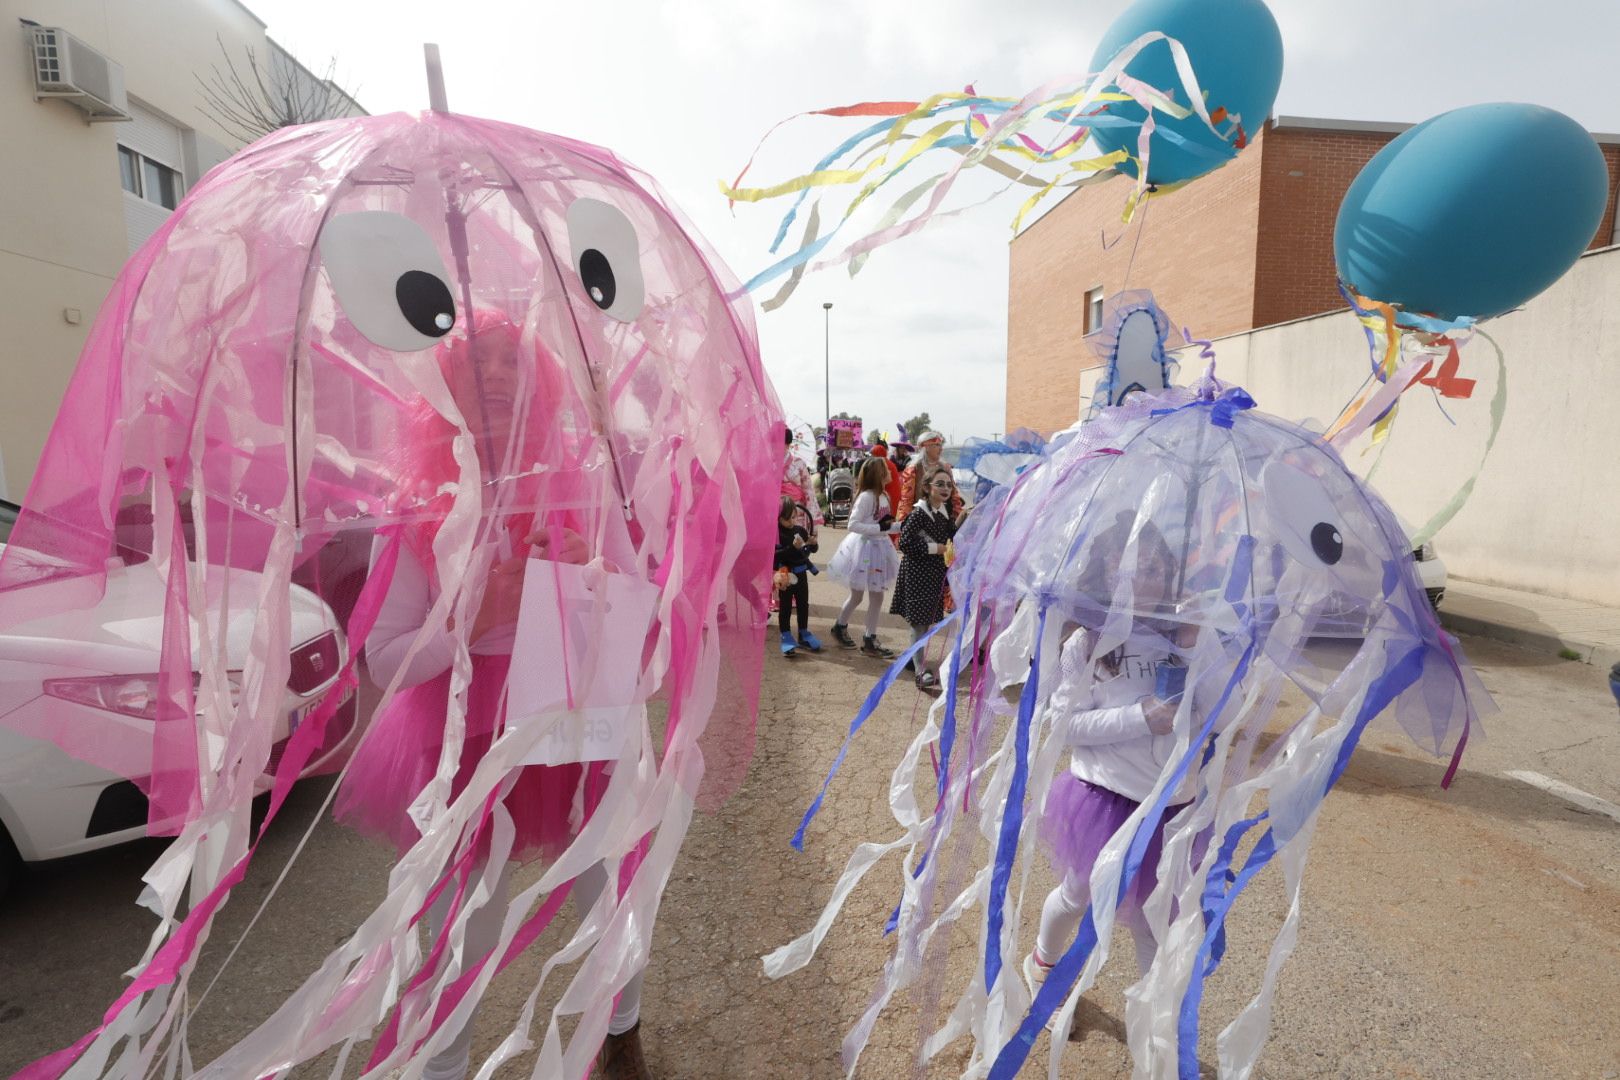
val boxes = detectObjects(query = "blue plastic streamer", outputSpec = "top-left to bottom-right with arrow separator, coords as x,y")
1172,642 -> 1428,1079
935,596 -> 974,804
983,604 -> 1049,994
1151,387 -> 1256,429
1200,811 -> 1269,970
790,611 -> 961,851
987,637 -> 1257,1080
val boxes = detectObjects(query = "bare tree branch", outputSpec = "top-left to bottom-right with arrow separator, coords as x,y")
195,35 -> 359,145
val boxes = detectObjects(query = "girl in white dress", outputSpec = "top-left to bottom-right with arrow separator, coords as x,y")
826,456 -> 902,656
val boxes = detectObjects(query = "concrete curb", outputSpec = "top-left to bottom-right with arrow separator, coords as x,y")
1439,608 -> 1620,672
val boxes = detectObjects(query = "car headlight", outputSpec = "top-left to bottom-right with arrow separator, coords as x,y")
1411,542 -> 1435,563
43,671 -> 244,720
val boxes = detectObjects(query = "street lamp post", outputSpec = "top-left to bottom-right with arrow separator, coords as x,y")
822,302 -> 833,427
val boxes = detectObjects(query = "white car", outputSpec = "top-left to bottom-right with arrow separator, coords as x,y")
1411,534 -> 1447,611
1311,517 -> 1447,638
0,500 -> 355,892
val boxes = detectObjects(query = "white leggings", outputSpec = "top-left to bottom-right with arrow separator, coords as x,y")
1034,872 -> 1158,979
838,589 -> 885,636
421,859 -> 644,1080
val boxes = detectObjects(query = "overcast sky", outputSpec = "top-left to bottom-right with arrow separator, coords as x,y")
248,0 -> 1620,443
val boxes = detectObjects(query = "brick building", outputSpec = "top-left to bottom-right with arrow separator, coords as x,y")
1005,116 -> 1620,434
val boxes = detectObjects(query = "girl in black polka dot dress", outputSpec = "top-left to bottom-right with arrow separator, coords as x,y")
891,469 -> 967,689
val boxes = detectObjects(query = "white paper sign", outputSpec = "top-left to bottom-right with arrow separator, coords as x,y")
508,558 -> 661,766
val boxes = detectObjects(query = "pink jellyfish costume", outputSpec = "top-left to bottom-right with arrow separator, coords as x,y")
1,107 -> 780,1078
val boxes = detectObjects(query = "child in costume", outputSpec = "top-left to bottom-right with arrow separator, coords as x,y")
337,314 -> 651,1080
869,439 -> 903,541
826,457 -> 902,656
774,495 -> 821,656
890,469 -> 964,689
1023,514 -> 1206,1001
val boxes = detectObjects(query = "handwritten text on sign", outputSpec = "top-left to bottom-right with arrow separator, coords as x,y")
508,558 -> 660,765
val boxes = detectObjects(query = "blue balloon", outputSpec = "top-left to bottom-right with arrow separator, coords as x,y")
1334,103 -> 1610,322
1087,0 -> 1284,186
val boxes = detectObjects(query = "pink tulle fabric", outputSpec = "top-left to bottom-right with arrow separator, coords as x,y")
335,652 -> 608,861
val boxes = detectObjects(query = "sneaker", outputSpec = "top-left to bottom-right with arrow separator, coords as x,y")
1023,950 -> 1062,1031
1023,949 -> 1053,997
860,635 -> 895,658
830,623 -> 857,648
797,630 -> 823,653
779,631 -> 798,657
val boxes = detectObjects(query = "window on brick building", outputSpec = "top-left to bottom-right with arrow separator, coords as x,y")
1083,286 -> 1105,334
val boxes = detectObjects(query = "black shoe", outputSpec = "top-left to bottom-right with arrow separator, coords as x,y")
861,634 -> 895,658
831,623 -> 857,648
597,1022 -> 652,1080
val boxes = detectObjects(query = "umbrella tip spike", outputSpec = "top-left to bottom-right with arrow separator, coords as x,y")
424,43 -> 449,113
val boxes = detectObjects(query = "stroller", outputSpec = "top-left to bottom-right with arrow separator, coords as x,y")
825,467 -> 855,527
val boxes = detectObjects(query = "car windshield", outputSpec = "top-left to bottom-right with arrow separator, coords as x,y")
0,499 -> 16,545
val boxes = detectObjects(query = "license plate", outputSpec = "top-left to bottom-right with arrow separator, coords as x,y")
289,687 -> 355,736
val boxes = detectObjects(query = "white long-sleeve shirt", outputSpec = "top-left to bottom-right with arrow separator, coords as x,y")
366,536 -> 515,691
1045,627 -> 1223,803
845,490 -> 894,537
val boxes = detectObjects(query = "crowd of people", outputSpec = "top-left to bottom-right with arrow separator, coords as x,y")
776,426 -> 968,689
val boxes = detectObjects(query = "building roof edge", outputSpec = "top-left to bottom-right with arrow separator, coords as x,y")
1275,113 -> 1620,145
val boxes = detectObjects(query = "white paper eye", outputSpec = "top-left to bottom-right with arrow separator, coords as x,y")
1261,458 -> 1349,568
566,198 -> 644,323
319,211 -> 456,351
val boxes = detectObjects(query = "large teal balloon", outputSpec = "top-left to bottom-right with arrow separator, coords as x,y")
1087,0 -> 1283,186
1334,103 -> 1610,322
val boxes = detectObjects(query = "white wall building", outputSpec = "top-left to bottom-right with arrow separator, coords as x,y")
0,0 -> 362,497
1078,245 -> 1620,607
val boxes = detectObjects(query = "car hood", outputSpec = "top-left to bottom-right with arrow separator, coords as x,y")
0,547 -> 340,669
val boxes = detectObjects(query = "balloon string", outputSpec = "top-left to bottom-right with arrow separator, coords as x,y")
1118,193 -> 1153,292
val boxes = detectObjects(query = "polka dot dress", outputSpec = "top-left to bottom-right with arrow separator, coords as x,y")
890,502 -> 958,626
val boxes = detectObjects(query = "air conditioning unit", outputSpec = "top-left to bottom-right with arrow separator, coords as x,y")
29,26 -> 131,122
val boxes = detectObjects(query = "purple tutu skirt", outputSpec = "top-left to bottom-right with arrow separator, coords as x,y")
1038,771 -> 1183,911
336,652 -> 609,862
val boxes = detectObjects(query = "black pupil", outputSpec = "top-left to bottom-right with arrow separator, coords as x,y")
1310,522 -> 1344,565
395,270 -> 454,337
580,249 -> 616,309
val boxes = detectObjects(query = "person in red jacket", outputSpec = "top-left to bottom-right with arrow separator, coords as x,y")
870,440 -> 903,543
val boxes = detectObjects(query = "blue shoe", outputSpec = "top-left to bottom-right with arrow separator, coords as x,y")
797,630 -> 823,653
779,631 -> 798,657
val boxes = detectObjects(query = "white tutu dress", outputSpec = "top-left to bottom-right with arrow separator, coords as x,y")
826,490 -> 901,590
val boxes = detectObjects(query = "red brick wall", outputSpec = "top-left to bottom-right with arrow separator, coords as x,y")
1254,129 -> 1620,329
1253,124 -> 1397,327
1005,124 -> 1620,434
1005,129 -> 1266,434
1593,145 -> 1620,249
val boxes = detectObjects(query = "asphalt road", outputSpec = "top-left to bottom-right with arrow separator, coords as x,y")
2,579 -> 1618,1078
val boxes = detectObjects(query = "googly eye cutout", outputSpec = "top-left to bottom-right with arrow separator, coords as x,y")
565,198 -> 645,323
319,211 -> 456,351
1261,457 -> 1352,569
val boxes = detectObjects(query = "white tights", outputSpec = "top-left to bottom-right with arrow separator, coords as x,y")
420,859 -> 644,1080
1034,872 -> 1158,979
837,589 -> 885,636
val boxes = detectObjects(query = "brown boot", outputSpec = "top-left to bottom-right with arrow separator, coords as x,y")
597,1022 -> 652,1080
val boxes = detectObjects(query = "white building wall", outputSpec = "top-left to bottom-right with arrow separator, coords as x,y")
0,0 -> 361,497
1162,245 -> 1620,606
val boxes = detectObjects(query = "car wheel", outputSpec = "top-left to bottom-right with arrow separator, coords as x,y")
0,826 -> 21,899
